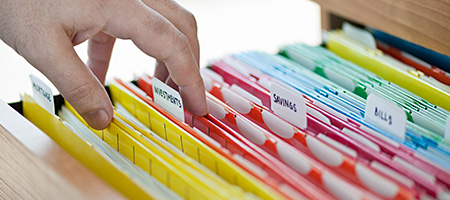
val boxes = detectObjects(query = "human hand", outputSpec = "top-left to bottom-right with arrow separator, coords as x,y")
0,0 -> 208,129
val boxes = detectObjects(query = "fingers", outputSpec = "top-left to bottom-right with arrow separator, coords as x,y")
24,29 -> 113,130
141,0 -> 200,63
87,32 -> 116,85
104,1 -> 207,116
142,0 -> 201,95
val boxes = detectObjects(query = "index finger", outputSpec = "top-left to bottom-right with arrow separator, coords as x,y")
141,0 -> 200,63
103,1 -> 207,116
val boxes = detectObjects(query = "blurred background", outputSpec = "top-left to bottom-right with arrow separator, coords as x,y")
0,0 -> 320,103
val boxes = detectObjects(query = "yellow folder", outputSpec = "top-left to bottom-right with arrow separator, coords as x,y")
113,104 -> 254,199
22,94 -> 154,199
64,102 -> 247,200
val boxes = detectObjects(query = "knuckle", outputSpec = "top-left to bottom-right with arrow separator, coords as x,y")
184,11 -> 198,33
160,30 -> 190,61
90,32 -> 113,45
173,31 -> 190,53
176,11 -> 198,42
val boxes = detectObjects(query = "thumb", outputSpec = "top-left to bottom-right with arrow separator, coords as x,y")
23,30 -> 113,130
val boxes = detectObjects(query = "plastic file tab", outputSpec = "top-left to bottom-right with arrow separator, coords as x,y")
109,80 -> 288,200
365,93 -> 407,140
151,77 -> 184,122
270,81 -> 307,129
29,74 -> 55,115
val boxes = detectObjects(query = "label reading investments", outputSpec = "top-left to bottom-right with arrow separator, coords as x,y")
365,93 -> 406,140
152,78 -> 184,122
270,82 -> 307,129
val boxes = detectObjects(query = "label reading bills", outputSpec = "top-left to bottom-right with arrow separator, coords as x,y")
365,93 -> 406,140
152,78 -> 184,122
270,82 -> 306,129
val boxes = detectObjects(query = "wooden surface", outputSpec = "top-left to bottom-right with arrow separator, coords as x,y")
0,124 -> 123,200
315,0 -> 450,56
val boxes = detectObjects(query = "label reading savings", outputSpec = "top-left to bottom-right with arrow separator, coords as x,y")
270,82 -> 307,129
365,93 -> 406,140
152,78 -> 184,122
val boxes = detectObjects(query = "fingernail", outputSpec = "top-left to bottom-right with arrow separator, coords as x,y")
84,109 -> 110,130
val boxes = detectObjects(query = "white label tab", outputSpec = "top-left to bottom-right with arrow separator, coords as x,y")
342,22 -> 376,50
270,82 -> 307,129
364,93 -> 406,140
152,78 -> 184,122
445,116 -> 450,144
29,74 -> 54,114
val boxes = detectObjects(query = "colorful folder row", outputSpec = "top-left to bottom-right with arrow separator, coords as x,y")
21,29 -> 450,199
